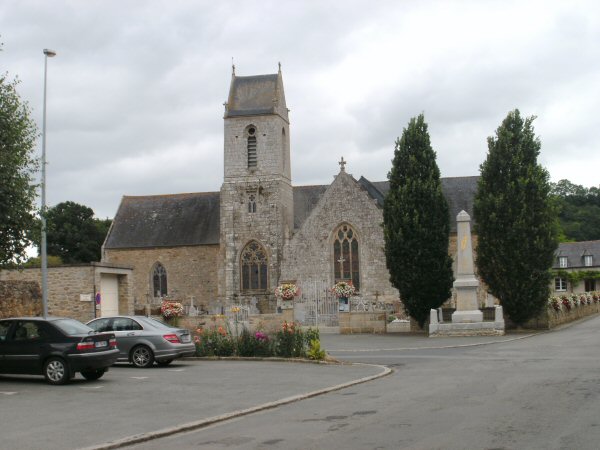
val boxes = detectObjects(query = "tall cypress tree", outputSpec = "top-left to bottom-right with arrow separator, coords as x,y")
474,109 -> 558,325
383,114 -> 454,328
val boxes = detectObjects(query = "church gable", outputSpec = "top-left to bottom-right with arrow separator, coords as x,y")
281,168 -> 398,303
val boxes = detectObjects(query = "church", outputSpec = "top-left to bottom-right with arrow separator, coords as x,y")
102,66 -> 478,316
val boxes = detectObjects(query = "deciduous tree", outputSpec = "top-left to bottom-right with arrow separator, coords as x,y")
42,201 -> 111,263
0,65 -> 39,265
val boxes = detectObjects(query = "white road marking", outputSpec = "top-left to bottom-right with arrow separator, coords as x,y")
80,386 -> 103,389
0,391 -> 18,395
130,376 -> 149,380
168,369 -> 185,372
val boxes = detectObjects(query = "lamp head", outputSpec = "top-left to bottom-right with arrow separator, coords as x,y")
43,49 -> 57,57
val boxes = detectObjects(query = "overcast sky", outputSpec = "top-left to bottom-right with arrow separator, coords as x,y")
2,0 -> 599,219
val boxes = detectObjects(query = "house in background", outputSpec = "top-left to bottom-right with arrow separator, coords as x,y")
553,241 -> 600,294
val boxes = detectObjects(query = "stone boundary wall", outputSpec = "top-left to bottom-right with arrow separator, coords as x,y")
0,264 -> 132,323
177,310 -> 295,335
545,303 -> 599,329
339,311 -> 387,334
0,280 -> 42,318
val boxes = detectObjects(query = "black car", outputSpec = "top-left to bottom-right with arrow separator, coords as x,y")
0,317 -> 119,385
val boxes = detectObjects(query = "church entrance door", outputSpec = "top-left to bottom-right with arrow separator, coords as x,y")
294,280 -> 339,329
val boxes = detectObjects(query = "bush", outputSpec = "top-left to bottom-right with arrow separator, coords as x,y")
236,328 -> 271,357
307,339 -> 326,360
193,320 -> 323,359
194,327 -> 235,357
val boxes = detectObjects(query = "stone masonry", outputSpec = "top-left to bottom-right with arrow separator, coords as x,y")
281,169 -> 398,304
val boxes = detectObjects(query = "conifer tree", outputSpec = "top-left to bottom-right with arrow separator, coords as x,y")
474,109 -> 558,325
383,114 -> 454,328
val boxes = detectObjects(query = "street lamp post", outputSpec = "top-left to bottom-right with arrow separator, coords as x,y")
41,48 -> 56,318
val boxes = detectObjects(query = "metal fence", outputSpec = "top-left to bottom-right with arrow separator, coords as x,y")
294,280 -> 339,327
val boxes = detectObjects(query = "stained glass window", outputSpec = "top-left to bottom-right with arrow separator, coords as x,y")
152,263 -> 167,297
333,224 -> 360,291
240,240 -> 268,291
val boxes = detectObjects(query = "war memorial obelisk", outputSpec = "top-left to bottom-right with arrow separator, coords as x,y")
429,211 -> 505,336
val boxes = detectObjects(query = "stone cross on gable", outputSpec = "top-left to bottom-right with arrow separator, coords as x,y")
339,157 -> 347,172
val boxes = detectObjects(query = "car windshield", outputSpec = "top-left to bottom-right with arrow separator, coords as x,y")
53,318 -> 93,335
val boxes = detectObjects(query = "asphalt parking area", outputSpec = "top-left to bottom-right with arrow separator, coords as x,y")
0,359 -> 385,450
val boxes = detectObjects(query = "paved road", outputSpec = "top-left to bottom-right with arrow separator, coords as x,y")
127,317 -> 600,450
0,358 -> 382,450
2,317 -> 599,449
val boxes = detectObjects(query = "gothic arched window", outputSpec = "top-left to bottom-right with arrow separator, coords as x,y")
247,126 -> 257,168
240,240 -> 268,291
152,263 -> 168,298
333,224 -> 360,291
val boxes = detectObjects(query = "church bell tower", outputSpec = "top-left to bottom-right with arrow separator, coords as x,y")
219,64 -> 293,311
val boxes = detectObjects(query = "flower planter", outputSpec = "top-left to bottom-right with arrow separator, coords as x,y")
279,299 -> 294,310
338,296 -> 349,312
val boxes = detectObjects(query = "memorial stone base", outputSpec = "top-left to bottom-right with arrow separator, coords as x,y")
429,305 -> 506,337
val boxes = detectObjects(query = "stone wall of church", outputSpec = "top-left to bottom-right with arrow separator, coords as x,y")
104,245 -> 220,311
224,115 -> 291,183
220,113 -> 294,310
220,177 -> 292,310
281,171 -> 400,304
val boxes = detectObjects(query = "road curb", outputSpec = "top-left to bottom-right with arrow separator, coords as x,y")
79,362 -> 391,450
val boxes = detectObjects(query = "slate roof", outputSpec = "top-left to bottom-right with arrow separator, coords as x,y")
225,74 -> 288,120
104,192 -> 220,249
358,176 -> 480,232
104,176 -> 479,249
553,241 -> 600,269
293,184 -> 329,230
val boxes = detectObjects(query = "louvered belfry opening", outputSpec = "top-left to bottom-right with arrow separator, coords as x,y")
247,126 -> 257,168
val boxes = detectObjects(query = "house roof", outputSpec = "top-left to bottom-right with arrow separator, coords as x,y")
104,176 -> 479,249
554,241 -> 600,269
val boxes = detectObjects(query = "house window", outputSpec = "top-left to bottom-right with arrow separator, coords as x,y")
248,194 -> 257,213
559,257 -> 568,268
333,224 -> 360,291
240,240 -> 268,291
585,279 -> 596,292
247,127 -> 257,168
152,263 -> 168,297
554,277 -> 567,292
584,255 -> 593,267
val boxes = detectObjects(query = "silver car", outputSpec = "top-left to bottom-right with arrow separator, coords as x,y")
86,316 -> 195,368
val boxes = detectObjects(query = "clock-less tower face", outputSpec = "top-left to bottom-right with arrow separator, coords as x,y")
219,68 -> 293,310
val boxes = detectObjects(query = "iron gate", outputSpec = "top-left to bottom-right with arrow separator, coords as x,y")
294,280 -> 339,327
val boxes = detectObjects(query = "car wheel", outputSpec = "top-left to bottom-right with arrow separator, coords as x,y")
131,345 -> 154,368
44,357 -> 70,385
156,359 -> 174,367
81,368 -> 106,381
